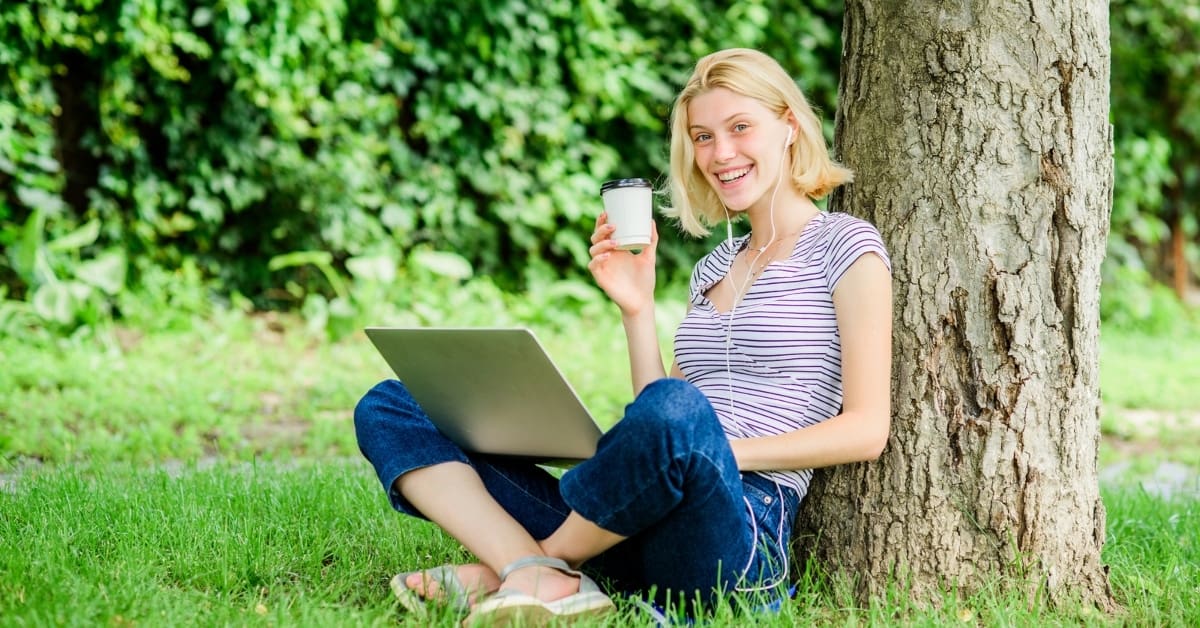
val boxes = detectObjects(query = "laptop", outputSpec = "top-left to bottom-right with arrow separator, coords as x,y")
364,327 -> 604,463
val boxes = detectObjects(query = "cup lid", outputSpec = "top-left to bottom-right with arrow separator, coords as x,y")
600,178 -> 652,194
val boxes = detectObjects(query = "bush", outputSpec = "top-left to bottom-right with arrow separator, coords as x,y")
0,0 -> 845,335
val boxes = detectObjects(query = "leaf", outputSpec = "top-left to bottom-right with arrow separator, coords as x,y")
47,219 -> 101,252
410,249 -> 473,280
268,250 -> 334,271
74,251 -> 127,295
269,250 -> 347,300
11,209 -> 45,284
301,293 -> 329,336
346,253 -> 397,283
15,185 -> 66,215
32,282 -> 91,326
328,296 -> 357,319
12,209 -> 56,287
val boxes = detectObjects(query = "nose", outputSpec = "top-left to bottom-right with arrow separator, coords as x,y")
713,134 -> 736,162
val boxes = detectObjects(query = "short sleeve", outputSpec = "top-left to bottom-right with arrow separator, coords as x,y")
688,237 -> 742,306
824,215 -> 891,293
687,257 -> 707,306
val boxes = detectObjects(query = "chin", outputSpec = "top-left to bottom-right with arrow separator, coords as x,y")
718,195 -> 755,213
713,184 -> 763,213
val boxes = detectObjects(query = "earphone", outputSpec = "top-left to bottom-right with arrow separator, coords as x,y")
721,122 -> 795,594
710,118 -> 832,593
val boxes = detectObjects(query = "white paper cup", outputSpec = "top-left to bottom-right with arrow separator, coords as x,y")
600,178 -> 652,250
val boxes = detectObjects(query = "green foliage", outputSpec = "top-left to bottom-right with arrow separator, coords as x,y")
4,209 -> 126,331
0,0 -> 845,335
7,0 -> 1192,337
1101,262 -> 1199,336
1110,0 -> 1200,289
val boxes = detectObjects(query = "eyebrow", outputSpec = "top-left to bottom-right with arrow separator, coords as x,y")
688,113 -> 751,131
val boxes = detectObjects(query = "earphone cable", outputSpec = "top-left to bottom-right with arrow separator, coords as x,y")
719,133 -> 792,592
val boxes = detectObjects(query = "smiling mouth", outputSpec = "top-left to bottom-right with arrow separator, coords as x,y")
717,166 -> 752,184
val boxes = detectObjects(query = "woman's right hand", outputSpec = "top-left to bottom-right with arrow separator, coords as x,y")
587,212 -> 658,317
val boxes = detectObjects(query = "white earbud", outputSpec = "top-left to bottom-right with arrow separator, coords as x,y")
785,127 -> 793,146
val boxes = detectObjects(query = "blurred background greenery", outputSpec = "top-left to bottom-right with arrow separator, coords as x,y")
3,0 -> 1195,341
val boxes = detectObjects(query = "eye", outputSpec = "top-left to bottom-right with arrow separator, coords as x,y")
733,123 -> 750,133
693,132 -> 712,143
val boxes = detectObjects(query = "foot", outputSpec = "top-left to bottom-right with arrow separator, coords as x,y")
463,556 -> 615,625
495,562 -> 582,605
406,563 -> 500,605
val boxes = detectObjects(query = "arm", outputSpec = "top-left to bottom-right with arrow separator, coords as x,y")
729,253 -> 893,470
620,308 -> 668,395
588,215 -> 668,395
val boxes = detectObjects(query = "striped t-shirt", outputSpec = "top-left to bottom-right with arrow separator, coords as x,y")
674,211 -> 891,500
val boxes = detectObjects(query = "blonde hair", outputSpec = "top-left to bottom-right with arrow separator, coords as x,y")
665,48 -> 853,237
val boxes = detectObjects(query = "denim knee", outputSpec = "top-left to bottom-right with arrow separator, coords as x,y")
353,380 -> 417,455
353,379 -> 470,512
621,378 -> 725,442
354,380 -> 406,432
560,377 -> 737,535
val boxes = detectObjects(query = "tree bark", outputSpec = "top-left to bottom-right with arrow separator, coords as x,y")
795,1 -> 1117,610
52,47 -> 100,219
1169,204 -> 1187,302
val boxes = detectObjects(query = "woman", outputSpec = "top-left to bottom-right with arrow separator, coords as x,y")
354,47 -> 893,624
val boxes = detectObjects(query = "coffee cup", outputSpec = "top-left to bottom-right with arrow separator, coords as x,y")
600,178 -> 652,250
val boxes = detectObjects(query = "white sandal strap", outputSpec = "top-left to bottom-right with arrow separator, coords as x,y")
498,555 -> 576,581
497,555 -> 602,594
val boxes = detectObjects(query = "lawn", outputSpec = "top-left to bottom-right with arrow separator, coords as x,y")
1,307 -> 1197,626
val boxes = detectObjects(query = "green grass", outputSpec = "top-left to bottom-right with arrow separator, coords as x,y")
0,462 -> 433,626
0,294 -> 685,464
1,302 -> 1197,626
1098,328 -> 1200,474
1102,488 -> 1200,625
1100,329 -> 1200,413
1,462 -> 1195,626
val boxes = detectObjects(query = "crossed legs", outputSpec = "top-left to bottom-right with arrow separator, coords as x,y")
355,378 -> 755,611
394,461 -> 623,603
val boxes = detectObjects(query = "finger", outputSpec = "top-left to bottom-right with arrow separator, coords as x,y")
587,252 -> 612,274
641,220 -> 661,254
589,238 -> 619,258
589,223 -> 616,246
589,213 -> 606,244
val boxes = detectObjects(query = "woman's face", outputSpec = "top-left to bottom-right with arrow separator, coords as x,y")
686,87 -> 792,213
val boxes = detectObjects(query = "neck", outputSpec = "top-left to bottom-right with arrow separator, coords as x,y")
745,197 -> 820,250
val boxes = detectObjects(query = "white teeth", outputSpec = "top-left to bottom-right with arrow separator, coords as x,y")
718,167 -> 751,183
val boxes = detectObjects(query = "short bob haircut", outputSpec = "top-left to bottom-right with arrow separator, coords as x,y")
665,48 -> 853,237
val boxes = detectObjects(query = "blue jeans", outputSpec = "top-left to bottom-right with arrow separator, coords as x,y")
354,377 -> 801,612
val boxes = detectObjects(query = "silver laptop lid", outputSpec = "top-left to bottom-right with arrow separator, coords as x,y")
364,327 -> 602,461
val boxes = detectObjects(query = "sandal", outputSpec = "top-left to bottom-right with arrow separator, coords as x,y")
390,565 -> 487,615
462,556 -> 615,626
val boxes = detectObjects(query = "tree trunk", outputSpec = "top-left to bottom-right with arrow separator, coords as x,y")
1170,209 -> 1187,302
795,1 -> 1117,610
52,47 -> 100,219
